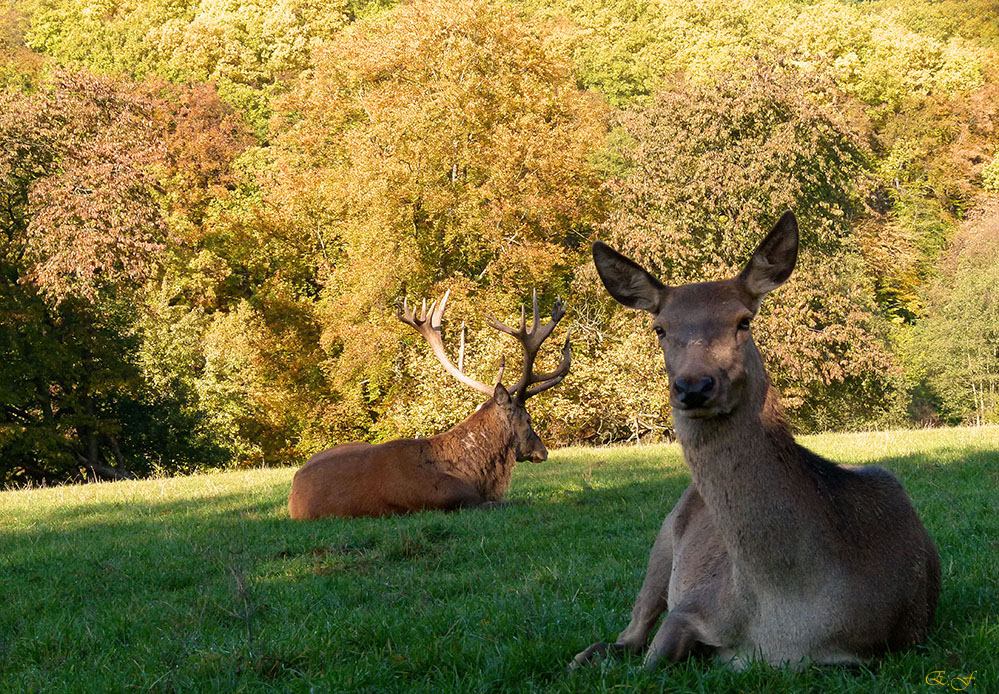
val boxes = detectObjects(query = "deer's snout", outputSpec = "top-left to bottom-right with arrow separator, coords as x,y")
530,442 -> 548,463
672,376 -> 716,409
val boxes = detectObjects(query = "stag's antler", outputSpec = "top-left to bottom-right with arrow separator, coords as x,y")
398,289 -> 504,397
487,289 -> 572,402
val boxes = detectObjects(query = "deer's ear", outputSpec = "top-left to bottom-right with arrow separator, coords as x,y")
738,211 -> 798,307
592,242 -> 667,314
493,382 -> 512,408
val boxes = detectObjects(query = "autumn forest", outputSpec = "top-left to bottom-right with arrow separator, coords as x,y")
2,0 -> 999,484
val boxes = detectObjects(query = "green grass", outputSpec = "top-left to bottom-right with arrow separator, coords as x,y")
2,426 -> 997,693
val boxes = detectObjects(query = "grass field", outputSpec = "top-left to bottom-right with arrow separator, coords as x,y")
2,426 -> 997,693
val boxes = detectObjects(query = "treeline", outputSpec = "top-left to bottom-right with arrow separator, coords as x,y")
1,0 -> 998,484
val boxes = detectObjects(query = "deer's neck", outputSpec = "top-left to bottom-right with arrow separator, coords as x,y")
673,359 -> 822,588
428,401 -> 516,501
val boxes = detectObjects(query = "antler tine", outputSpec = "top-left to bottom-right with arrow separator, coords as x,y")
487,314 -> 514,335
398,296 -> 417,326
552,296 -> 567,324
487,292 -> 562,348
397,290 -> 497,398
494,355 -> 506,388
487,291 -> 572,402
530,288 -> 540,335
429,289 -> 450,330
524,327 -> 572,398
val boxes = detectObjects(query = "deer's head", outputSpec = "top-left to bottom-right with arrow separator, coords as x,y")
399,290 -> 571,462
488,381 -> 547,463
593,211 -> 798,421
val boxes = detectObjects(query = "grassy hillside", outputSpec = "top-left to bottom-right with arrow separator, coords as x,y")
2,426 -> 996,692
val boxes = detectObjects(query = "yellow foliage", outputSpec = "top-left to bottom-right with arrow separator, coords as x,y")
526,0 -> 985,112
984,154 -> 999,192
147,0 -> 351,86
271,0 -> 607,387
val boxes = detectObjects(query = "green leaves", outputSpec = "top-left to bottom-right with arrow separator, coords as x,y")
592,61 -> 904,431
905,205 -> 999,425
0,69 -> 253,483
3,0 -> 999,482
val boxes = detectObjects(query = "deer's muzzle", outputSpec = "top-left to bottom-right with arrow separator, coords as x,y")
673,376 -> 716,410
530,444 -> 548,463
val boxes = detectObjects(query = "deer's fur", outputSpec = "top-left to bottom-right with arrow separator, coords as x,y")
288,388 -> 540,519
572,211 -> 940,670
288,292 -> 570,520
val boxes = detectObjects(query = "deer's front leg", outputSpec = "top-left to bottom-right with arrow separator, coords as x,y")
430,473 -> 487,510
642,609 -> 702,671
395,465 -> 486,512
570,509 -> 676,668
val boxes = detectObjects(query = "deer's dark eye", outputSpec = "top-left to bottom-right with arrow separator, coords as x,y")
737,318 -> 751,331
653,325 -> 665,338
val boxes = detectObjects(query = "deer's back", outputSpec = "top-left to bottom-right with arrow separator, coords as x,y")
288,439 -> 455,519
807,457 -> 941,650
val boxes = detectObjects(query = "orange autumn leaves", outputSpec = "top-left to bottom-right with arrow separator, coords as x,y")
4,0 -> 998,483
4,71 -> 251,303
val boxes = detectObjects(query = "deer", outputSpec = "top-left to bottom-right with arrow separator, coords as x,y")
288,290 -> 571,519
570,211 -> 940,671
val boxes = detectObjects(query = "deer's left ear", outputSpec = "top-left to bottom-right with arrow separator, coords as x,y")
738,211 -> 798,309
493,382 -> 512,408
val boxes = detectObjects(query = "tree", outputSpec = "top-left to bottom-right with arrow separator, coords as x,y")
904,203 -> 999,425
523,0 -> 992,323
1,6 -> 43,89
18,0 -> 396,133
264,0 -> 607,448
0,69 -> 252,484
594,61 -> 903,431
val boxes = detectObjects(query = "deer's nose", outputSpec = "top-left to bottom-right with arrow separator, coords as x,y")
673,377 -> 715,408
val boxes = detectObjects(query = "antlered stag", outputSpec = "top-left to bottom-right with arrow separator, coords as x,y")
572,211 -> 940,670
288,290 -> 571,519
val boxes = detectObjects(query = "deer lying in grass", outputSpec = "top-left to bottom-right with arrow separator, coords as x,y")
288,290 -> 571,519
571,211 -> 940,671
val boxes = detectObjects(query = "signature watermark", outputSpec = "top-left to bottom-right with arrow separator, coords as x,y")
926,670 -> 977,690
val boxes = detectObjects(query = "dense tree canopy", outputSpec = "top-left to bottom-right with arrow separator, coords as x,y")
1,0 -> 998,484
597,62 -> 900,429
271,0 -> 605,375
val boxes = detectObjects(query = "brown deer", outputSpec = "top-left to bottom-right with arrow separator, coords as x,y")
288,290 -> 571,519
571,211 -> 940,671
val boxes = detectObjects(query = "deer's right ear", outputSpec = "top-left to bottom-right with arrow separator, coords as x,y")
592,242 -> 667,314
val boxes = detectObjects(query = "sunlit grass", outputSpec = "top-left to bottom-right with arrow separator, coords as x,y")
1,426 -> 996,693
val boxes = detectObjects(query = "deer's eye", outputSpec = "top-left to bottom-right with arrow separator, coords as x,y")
737,318 -> 751,331
653,325 -> 665,338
